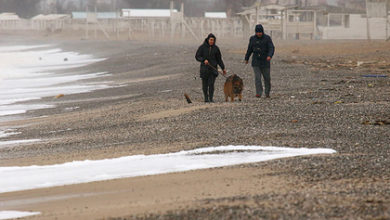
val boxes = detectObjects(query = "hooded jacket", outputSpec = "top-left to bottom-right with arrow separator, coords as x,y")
245,24 -> 275,68
195,33 -> 225,78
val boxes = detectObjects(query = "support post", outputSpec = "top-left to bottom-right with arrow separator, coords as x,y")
386,0 -> 389,40
283,10 -> 287,40
327,13 -> 330,40
366,0 -> 371,40
170,0 -> 175,39
85,5 -> 89,40
313,10 -> 317,39
116,9 -> 120,40
181,2 -> 185,38
116,0 -> 119,40
94,5 -> 97,39
296,14 -> 299,40
256,0 -> 260,25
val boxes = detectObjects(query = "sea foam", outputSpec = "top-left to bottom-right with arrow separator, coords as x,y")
0,45 -> 109,117
0,145 -> 336,193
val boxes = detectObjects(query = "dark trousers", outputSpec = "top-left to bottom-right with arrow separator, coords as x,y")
202,74 -> 216,102
253,66 -> 271,96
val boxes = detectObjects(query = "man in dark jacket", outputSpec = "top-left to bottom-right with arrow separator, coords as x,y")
245,24 -> 275,98
195,33 -> 226,103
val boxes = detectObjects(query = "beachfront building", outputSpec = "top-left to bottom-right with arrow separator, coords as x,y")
119,7 -> 183,39
238,4 -> 286,39
31,14 -> 71,32
238,3 -> 318,40
319,0 -> 389,40
0,13 -> 24,30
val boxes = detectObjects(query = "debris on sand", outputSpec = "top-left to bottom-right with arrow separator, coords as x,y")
184,93 -> 192,104
362,75 -> 388,78
362,119 -> 390,126
373,119 -> 390,126
55,94 -> 64,99
280,57 -> 390,75
357,61 -> 364,67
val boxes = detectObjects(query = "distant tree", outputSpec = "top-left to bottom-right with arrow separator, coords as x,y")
0,0 -> 41,18
224,0 -> 256,16
121,0 -> 170,8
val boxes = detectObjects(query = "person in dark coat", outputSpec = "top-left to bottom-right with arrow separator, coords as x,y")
195,33 -> 226,102
245,24 -> 275,98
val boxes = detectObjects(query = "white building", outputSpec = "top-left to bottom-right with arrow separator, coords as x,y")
121,9 -> 178,18
204,12 -> 227,19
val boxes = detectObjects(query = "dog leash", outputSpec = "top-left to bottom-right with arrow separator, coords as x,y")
207,63 -> 228,78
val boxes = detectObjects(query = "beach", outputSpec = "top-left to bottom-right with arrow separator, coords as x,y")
0,33 -> 389,219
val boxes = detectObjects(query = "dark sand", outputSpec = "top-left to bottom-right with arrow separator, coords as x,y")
0,33 -> 389,219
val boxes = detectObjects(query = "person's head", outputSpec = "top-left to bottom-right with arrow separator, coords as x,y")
208,37 -> 215,46
255,24 -> 264,38
206,33 -> 216,46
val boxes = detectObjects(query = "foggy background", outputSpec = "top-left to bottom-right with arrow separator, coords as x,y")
0,0 -> 367,18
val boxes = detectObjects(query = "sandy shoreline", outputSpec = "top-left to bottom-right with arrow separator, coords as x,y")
0,34 -> 389,219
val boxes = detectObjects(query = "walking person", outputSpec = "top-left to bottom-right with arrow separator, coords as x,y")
245,24 -> 275,98
195,33 -> 226,103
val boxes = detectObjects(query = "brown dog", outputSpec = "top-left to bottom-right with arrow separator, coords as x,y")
224,74 -> 243,102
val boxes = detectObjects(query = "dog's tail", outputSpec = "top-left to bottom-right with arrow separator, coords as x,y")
184,93 -> 192,104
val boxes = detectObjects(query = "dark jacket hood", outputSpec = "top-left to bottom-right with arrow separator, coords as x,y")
204,33 -> 217,45
255,24 -> 264,33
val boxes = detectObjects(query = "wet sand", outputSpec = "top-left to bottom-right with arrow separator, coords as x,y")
0,34 -> 389,219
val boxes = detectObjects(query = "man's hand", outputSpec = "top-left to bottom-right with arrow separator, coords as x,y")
223,70 -> 227,75
204,60 -> 209,65
267,56 -> 272,62
245,60 -> 249,64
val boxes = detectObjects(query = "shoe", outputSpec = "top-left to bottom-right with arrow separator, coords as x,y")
256,94 -> 261,98
265,94 -> 270,98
